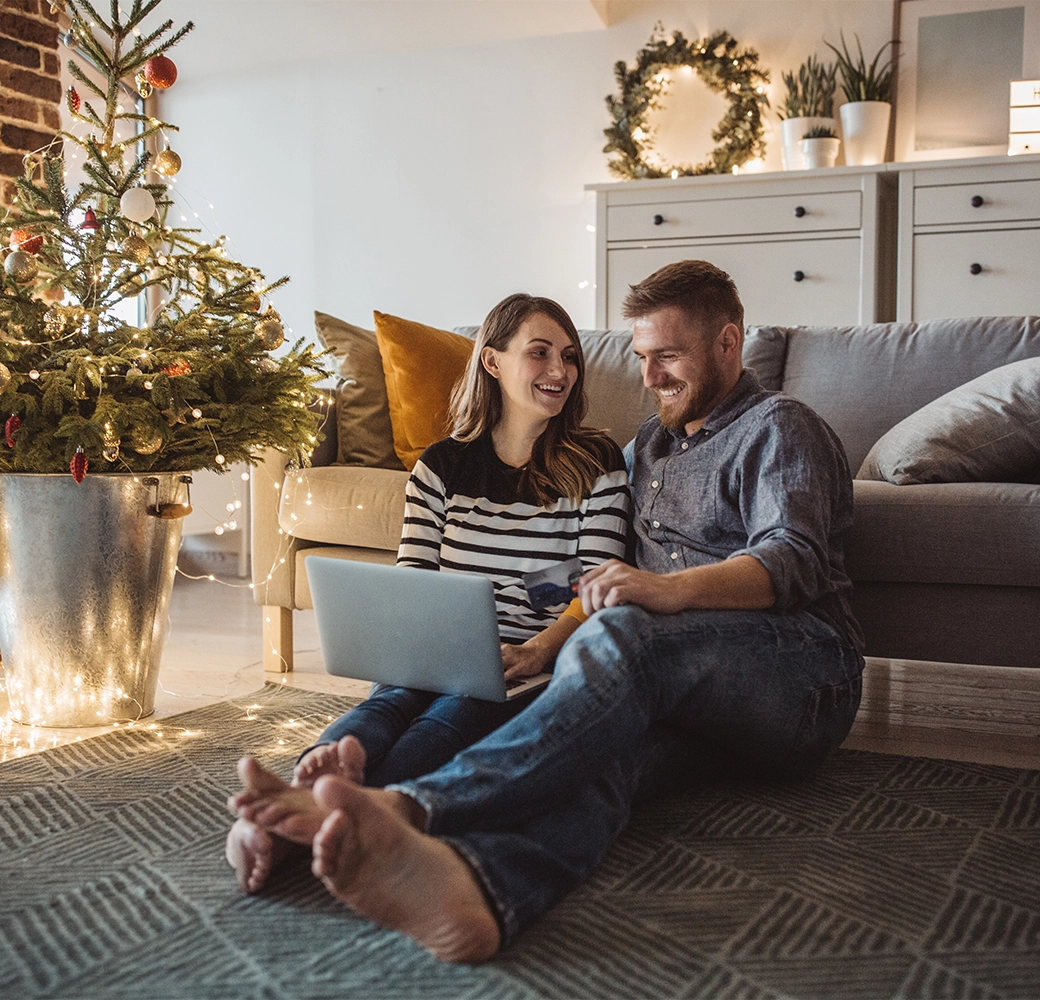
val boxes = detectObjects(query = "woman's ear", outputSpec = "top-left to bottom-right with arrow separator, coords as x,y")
481,346 -> 500,379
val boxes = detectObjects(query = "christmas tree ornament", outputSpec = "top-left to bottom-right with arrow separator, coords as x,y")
155,147 -> 181,176
5,249 -> 38,283
120,187 -> 156,223
81,206 -> 100,230
67,86 -> 80,114
70,447 -> 88,483
122,233 -> 150,264
0,363 -> 11,393
5,414 -> 20,447
44,307 -> 66,338
134,71 -> 152,99
127,425 -> 163,454
258,357 -> 279,373
255,306 -> 284,350
10,229 -> 43,254
102,440 -> 120,462
243,292 -> 262,312
162,360 -> 191,376
144,54 -> 178,89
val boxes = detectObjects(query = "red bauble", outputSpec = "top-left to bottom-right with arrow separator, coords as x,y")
67,86 -> 81,114
81,206 -> 99,231
10,229 -> 43,254
162,360 -> 191,377
5,414 -> 20,448
144,55 -> 177,89
70,447 -> 88,483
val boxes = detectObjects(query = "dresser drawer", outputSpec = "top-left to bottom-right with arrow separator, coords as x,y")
912,228 -> 1040,319
914,178 -> 1040,226
607,190 -> 862,242
606,237 -> 863,328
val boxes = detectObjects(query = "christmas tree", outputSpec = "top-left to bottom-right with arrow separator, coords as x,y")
0,0 -> 328,479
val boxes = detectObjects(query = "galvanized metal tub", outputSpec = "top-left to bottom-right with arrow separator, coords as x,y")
0,472 -> 191,727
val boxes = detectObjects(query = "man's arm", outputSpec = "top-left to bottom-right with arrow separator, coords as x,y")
578,554 -> 775,616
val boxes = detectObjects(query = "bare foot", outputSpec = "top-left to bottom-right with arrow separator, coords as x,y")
294,735 -> 367,787
311,775 -> 501,964
229,757 -> 332,845
225,817 -> 299,893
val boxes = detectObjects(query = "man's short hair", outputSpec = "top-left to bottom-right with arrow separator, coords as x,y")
621,260 -> 745,338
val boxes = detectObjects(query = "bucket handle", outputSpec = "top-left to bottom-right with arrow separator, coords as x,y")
144,474 -> 193,519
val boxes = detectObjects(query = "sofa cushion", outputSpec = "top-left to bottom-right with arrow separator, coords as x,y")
773,316 -> 1040,472
313,311 -> 404,471
857,358 -> 1040,484
847,479 -> 1040,587
279,464 -> 409,550
374,312 -> 474,470
743,326 -> 788,391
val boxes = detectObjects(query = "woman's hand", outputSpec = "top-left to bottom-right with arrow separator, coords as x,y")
501,641 -> 554,680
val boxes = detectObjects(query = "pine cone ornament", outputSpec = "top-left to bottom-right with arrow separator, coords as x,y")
70,447 -> 88,483
5,414 -> 20,447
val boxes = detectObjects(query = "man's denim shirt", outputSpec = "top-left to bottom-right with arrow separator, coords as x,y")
626,369 -> 865,653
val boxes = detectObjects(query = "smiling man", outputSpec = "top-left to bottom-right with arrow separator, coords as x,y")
229,260 -> 866,965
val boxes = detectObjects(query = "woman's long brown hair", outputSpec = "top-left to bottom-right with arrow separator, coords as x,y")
449,293 -> 616,506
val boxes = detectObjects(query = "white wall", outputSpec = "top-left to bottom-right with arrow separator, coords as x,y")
152,0 -> 895,339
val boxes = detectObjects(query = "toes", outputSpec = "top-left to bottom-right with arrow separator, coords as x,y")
338,736 -> 367,783
238,756 -> 287,794
313,774 -> 358,813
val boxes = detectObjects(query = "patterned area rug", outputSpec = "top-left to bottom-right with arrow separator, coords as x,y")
1,682 -> 1039,999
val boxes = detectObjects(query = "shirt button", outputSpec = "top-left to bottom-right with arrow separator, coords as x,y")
652,520 -> 660,528
651,480 -> 659,488
670,552 -> 678,560
680,442 -> 689,450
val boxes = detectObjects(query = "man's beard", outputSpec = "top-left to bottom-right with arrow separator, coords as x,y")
656,359 -> 727,434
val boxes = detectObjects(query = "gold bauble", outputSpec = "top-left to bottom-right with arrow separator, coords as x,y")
127,425 -> 163,455
0,362 -> 11,393
122,233 -> 150,264
155,148 -> 182,176
4,249 -> 38,283
135,71 -> 152,99
102,441 -> 120,462
255,306 -> 284,351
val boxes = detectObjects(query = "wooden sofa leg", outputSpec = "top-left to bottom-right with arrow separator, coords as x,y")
262,605 -> 294,673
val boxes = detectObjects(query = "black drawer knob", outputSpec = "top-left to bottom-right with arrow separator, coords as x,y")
652,214 -> 665,226
793,270 -> 805,282
793,206 -> 806,218
970,195 -> 984,208
969,262 -> 983,275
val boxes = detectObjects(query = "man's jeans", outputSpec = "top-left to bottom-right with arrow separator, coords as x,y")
395,606 -> 863,945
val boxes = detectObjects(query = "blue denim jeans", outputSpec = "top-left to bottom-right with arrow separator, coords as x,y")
394,606 -> 863,945
309,685 -> 538,787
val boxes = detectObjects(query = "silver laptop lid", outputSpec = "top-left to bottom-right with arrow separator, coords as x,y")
306,555 -> 530,702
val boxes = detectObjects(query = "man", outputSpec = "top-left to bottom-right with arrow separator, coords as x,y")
229,260 -> 864,964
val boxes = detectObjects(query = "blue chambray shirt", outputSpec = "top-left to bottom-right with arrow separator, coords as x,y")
625,368 -> 864,652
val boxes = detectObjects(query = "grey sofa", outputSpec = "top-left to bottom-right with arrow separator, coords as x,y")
251,316 -> 1040,675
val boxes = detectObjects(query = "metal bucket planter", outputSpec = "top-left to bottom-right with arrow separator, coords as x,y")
0,472 -> 191,727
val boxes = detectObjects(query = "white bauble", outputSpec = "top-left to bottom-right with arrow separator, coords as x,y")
120,187 -> 156,223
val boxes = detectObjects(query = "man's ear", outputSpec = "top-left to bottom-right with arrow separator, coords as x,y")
718,322 -> 742,356
481,345 -> 500,378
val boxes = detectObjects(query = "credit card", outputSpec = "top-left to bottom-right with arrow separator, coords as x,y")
522,556 -> 584,611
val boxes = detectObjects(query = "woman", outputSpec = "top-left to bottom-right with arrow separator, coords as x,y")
226,293 -> 630,890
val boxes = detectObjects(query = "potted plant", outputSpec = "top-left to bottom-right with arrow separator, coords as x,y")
777,54 -> 838,170
800,125 -> 842,169
825,31 -> 897,166
0,0 -> 329,727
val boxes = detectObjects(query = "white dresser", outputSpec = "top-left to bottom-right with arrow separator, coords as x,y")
588,167 -> 897,329
896,154 -> 1040,321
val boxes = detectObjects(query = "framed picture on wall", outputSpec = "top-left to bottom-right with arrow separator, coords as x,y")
894,0 -> 1040,161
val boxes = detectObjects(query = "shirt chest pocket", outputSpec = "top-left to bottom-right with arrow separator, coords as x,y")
652,468 -> 722,556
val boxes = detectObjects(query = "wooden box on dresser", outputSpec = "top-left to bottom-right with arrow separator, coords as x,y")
897,153 -> 1040,320
588,166 -> 898,328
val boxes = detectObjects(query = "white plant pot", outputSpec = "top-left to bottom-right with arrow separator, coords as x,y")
800,136 -> 841,169
839,101 -> 891,166
780,116 -> 836,170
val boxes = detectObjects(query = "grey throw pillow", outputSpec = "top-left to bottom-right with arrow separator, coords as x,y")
857,358 -> 1040,484
313,311 -> 404,470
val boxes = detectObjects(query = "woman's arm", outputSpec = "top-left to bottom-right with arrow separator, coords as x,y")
396,458 -> 447,570
501,612 -> 582,680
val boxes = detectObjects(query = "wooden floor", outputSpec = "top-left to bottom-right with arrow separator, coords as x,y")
1,574 -> 1038,770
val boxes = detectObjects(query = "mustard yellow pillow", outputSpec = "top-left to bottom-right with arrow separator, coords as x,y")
374,311 -> 474,470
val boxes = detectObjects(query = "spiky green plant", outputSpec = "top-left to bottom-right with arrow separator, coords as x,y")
824,31 -> 896,104
802,125 -> 838,140
0,0 -> 329,477
778,55 -> 837,119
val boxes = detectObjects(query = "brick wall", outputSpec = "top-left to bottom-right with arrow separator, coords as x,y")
0,1 -> 61,207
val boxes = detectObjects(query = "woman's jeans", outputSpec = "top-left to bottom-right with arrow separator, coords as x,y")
395,606 -> 864,946
311,685 -> 537,787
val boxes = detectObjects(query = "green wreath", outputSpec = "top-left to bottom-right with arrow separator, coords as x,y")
603,27 -> 771,180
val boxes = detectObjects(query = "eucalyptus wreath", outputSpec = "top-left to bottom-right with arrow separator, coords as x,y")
603,27 -> 771,180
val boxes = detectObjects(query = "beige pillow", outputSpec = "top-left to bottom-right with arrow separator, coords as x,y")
313,311 -> 403,470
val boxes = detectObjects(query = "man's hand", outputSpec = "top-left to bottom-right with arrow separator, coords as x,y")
578,559 -> 686,615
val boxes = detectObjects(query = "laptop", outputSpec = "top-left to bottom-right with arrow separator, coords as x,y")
305,555 -> 554,702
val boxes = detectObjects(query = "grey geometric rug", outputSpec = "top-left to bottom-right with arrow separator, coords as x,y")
1,682 -> 1039,999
